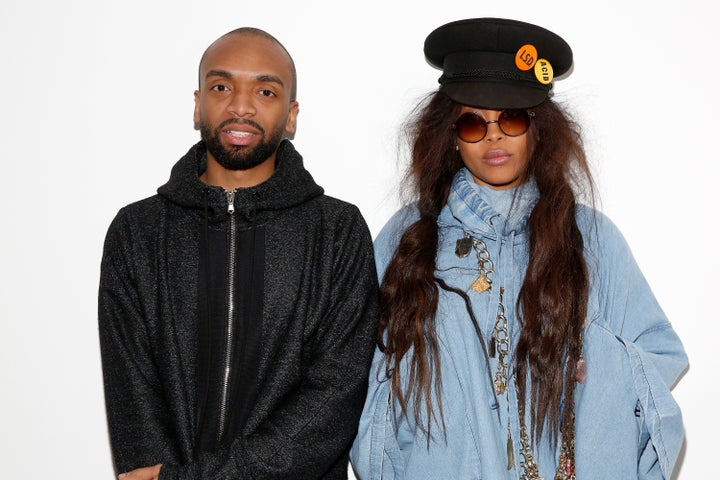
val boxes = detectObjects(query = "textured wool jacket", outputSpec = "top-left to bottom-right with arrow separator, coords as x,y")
99,140 -> 379,479
350,169 -> 687,479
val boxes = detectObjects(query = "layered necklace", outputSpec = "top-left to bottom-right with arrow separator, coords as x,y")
456,232 -> 579,480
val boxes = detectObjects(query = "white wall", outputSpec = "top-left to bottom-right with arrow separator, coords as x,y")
0,1 -> 715,478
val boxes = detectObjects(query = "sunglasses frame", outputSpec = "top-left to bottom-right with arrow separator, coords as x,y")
453,109 -> 535,143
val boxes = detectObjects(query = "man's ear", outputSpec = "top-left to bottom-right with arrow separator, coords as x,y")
193,90 -> 201,130
284,101 -> 299,139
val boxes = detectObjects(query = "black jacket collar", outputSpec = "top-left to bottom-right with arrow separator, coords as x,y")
157,140 -> 324,223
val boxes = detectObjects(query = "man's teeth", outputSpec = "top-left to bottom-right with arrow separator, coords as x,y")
228,130 -> 253,137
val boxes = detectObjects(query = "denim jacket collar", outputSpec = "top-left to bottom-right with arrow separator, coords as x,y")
439,168 -> 538,243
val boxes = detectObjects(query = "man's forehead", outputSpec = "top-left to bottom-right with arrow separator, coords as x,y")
196,31 -> 296,99
200,33 -> 290,71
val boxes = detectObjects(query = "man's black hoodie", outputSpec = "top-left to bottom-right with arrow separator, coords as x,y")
99,140 -> 379,479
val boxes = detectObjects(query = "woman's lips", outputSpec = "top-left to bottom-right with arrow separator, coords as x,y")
484,150 -> 510,166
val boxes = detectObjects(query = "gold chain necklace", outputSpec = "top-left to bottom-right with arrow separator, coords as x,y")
455,233 -> 494,293
490,287 -> 510,394
516,390 -> 576,480
457,233 -> 577,479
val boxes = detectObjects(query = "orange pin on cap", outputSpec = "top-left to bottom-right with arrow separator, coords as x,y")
515,44 -> 537,71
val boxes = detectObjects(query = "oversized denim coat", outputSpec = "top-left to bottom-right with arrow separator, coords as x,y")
350,169 -> 687,479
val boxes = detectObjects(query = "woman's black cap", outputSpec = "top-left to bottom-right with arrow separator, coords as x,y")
424,18 -> 573,109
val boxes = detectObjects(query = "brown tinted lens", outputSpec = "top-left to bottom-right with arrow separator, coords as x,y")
498,110 -> 531,136
455,112 -> 488,143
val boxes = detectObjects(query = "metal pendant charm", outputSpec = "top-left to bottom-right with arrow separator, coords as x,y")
472,275 -> 491,293
507,434 -> 515,470
455,237 -> 473,258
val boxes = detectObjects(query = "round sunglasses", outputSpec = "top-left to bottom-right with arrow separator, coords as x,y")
453,109 -> 535,143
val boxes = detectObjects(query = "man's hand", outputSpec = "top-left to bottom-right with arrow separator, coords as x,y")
118,464 -> 162,480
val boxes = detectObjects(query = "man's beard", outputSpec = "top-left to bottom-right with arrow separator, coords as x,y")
200,118 -> 284,171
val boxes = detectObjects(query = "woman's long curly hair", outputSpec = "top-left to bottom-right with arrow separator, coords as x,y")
379,91 -> 593,445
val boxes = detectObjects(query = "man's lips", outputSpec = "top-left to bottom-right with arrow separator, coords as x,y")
220,121 -> 262,146
223,129 -> 257,146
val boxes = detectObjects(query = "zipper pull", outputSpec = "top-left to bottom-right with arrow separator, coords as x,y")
225,190 -> 235,214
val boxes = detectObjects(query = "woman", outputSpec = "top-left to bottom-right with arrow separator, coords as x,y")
351,18 -> 687,479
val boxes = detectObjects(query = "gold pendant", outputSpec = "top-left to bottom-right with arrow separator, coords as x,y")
472,274 -> 490,293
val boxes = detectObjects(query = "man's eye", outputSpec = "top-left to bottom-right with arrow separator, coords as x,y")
259,89 -> 275,97
211,85 -> 229,92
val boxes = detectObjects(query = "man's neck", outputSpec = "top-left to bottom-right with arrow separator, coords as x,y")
201,155 -> 276,190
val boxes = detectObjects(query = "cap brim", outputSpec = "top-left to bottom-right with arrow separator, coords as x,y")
441,81 -> 549,109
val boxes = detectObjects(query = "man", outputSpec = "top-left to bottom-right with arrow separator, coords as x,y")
99,28 -> 379,480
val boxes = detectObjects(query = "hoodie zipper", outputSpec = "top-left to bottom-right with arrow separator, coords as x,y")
217,189 -> 236,442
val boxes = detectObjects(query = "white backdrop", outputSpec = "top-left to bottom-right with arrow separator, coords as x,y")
0,0 -> 716,478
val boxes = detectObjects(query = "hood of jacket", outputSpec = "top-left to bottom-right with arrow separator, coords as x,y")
157,139 -> 324,223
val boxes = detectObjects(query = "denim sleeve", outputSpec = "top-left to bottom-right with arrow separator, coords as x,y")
350,349 -> 405,480
624,339 -> 685,478
350,207 -> 420,479
585,210 -> 688,385
583,208 -> 688,478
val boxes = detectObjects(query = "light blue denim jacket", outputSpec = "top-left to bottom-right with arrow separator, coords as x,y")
350,169 -> 688,479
